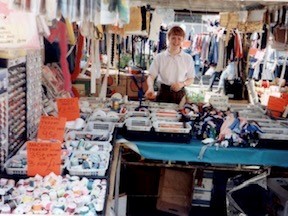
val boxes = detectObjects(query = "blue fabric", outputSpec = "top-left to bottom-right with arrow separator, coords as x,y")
131,140 -> 288,167
193,53 -> 201,76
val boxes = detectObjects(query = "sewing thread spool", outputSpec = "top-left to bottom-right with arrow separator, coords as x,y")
49,190 -> 57,201
1,203 -> 11,214
32,202 -> 42,212
66,202 -> 76,214
79,206 -> 89,215
111,99 -> 120,110
0,178 -> 8,186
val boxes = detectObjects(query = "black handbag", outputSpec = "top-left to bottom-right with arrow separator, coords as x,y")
224,78 -> 243,100
224,60 -> 243,100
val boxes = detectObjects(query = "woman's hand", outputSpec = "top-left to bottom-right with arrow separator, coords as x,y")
171,82 -> 185,92
145,89 -> 156,100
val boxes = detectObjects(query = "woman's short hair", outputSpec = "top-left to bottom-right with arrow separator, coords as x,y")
168,26 -> 185,38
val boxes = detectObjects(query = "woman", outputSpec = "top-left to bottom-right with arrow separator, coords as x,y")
145,25 -> 195,104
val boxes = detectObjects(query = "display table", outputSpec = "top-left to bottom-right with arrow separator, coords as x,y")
112,138 -> 288,215
118,138 -> 288,168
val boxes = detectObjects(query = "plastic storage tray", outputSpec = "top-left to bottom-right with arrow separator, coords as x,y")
89,110 -> 126,128
67,151 -> 110,177
153,121 -> 192,134
126,111 -> 150,118
64,140 -> 112,152
150,108 -> 179,118
64,130 -> 112,142
5,154 -> 66,175
151,113 -> 181,122
84,121 -> 115,134
125,117 -> 152,132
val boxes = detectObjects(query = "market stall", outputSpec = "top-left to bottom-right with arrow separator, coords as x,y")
1,0 -> 288,215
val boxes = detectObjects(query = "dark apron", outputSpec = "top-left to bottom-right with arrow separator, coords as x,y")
156,84 -> 186,104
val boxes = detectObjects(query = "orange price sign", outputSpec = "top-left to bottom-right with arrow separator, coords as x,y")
37,116 -> 66,141
27,141 -> 61,176
57,98 -> 80,121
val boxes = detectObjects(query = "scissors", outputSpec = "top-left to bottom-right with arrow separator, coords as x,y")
94,25 -> 103,40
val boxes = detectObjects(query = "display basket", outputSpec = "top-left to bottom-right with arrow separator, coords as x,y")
17,142 -> 70,158
125,117 -> 152,132
153,121 -> 192,134
89,109 -> 127,128
84,121 -> 115,134
126,110 -> 150,118
64,130 -> 112,142
5,154 -> 67,175
150,113 -> 181,122
257,127 -> 288,149
67,151 -> 110,177
120,123 -> 193,143
150,108 -> 179,118
64,140 -> 112,152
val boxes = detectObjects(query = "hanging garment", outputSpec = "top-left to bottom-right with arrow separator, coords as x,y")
234,30 -> 243,59
45,0 -> 57,21
123,7 -> 142,34
100,0 -> 117,25
118,0 -> 129,25
201,35 -> 211,62
149,10 -> 163,41
261,46 -> 278,80
158,26 -> 167,53
208,35 -> 218,65
215,37 -> 226,72
47,20 -> 72,92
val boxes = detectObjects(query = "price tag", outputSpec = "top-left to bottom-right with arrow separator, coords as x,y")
57,98 -> 80,121
27,141 -> 61,176
37,116 -> 66,141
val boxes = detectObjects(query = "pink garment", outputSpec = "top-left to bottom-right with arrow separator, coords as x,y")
48,20 -> 72,92
218,113 -> 247,141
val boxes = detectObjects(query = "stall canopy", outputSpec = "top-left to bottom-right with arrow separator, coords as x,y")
130,0 -> 287,12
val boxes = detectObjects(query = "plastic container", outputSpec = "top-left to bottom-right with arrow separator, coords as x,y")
153,121 -> 192,134
5,154 -> 66,175
151,108 -> 179,118
64,140 -> 112,152
67,151 -> 110,177
64,130 -> 112,142
89,110 -> 127,128
126,111 -> 150,118
125,117 -> 152,132
84,121 -> 115,134
150,113 -> 180,122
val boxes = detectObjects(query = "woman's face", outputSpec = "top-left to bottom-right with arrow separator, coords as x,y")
168,35 -> 184,49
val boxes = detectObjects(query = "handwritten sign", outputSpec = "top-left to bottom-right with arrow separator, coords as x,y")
0,10 -> 40,49
37,116 -> 66,141
57,98 -> 80,121
27,141 -> 61,176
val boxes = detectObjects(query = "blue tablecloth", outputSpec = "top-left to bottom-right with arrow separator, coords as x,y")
120,139 -> 288,168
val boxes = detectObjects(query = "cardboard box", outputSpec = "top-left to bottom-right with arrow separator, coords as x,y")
157,168 -> 196,216
73,78 -> 100,96
99,70 -> 127,87
72,84 -> 86,96
107,85 -> 127,98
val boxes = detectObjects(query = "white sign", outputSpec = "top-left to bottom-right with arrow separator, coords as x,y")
0,9 -> 40,49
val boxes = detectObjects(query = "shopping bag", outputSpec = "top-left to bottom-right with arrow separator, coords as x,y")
224,78 -> 243,100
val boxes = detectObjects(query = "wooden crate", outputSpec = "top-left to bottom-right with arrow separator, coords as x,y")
156,168 -> 196,216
